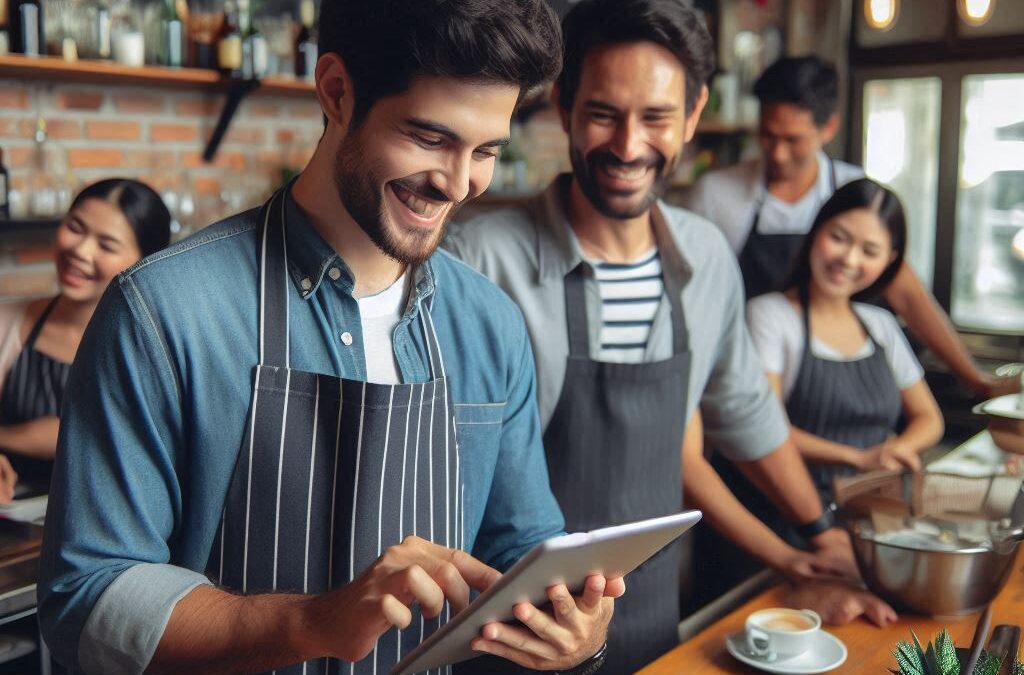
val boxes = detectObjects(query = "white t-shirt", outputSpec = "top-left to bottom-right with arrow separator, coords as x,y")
358,271 -> 409,385
746,292 -> 924,400
684,152 -> 865,254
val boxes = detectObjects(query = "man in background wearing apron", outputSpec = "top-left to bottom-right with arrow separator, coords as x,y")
38,2 -> 620,674
686,56 -> 1015,399
447,2 -> 859,671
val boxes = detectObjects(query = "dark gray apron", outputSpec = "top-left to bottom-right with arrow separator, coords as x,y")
542,219 -> 690,674
0,296 -> 69,488
207,189 -> 463,675
738,159 -> 837,300
784,287 -> 903,505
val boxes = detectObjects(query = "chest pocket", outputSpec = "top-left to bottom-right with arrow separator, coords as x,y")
454,401 -> 505,528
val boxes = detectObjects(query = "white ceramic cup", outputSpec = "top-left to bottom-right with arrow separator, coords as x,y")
744,608 -> 822,661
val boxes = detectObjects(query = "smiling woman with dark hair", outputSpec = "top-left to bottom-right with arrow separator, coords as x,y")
746,178 -> 945,506
0,178 -> 170,494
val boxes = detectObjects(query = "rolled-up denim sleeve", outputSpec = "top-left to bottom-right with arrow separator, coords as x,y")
39,279 -> 199,673
470,310 -> 565,572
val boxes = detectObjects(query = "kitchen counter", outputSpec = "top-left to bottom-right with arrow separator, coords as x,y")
639,554 -> 1024,674
640,432 -> 1022,673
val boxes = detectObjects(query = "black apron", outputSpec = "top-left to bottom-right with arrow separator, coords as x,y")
542,219 -> 691,674
784,289 -> 903,505
207,189 -> 463,675
0,296 -> 69,488
738,159 -> 837,300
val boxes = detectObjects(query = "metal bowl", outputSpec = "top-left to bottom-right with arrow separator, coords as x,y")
838,472 -> 1024,616
847,522 -> 1021,616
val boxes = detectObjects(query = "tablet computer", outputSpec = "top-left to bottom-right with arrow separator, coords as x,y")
390,510 -> 702,675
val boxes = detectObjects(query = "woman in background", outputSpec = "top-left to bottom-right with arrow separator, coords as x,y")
746,178 -> 944,507
0,178 -> 171,493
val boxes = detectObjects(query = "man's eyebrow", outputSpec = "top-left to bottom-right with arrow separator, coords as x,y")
406,118 -> 510,148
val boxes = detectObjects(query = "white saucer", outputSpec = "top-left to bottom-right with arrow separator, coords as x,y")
726,629 -> 848,674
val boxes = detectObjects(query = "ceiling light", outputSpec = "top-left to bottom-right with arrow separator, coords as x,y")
957,0 -> 996,27
864,0 -> 899,31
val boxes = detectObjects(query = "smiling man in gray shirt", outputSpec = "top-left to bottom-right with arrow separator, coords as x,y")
444,0 -> 860,671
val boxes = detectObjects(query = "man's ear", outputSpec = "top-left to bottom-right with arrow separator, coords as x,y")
550,83 -> 571,133
819,113 -> 840,145
682,84 -> 710,143
315,52 -> 355,136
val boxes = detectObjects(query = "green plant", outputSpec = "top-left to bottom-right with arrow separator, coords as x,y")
890,629 -> 1023,675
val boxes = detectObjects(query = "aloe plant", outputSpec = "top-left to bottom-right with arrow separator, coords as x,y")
890,629 -> 1023,675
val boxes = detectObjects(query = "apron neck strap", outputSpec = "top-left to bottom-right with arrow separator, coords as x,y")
564,264 -> 591,358
258,189 -> 291,368
419,296 -> 446,381
25,296 -> 61,348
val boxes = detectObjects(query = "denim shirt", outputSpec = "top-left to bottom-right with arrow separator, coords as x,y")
38,189 -> 564,673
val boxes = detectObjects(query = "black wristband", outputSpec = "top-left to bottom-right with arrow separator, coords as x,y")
557,642 -> 607,675
795,503 -> 838,539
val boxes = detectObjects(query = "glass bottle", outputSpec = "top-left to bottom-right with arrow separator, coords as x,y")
216,0 -> 241,76
293,0 -> 315,81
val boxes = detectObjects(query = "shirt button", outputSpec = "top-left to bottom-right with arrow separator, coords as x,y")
340,331 -> 354,346
300,277 -> 312,292
328,267 -> 342,281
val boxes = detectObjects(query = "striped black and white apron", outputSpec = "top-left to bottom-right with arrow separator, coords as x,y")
0,296 -> 69,488
207,189 -> 463,675
739,158 -> 837,300
541,211 -> 691,674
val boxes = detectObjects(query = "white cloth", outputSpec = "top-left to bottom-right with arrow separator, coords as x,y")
357,271 -> 409,385
746,292 -> 924,399
684,151 -> 864,254
588,248 -> 663,363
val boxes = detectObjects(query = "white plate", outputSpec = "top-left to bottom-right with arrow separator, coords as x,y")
726,629 -> 848,674
974,394 -> 1024,420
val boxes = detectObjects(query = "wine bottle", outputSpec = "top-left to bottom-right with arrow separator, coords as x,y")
293,0 -> 316,81
9,0 -> 43,55
159,0 -> 183,67
217,0 -> 242,77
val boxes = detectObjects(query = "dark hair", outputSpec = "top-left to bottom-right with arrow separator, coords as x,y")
318,0 -> 563,127
70,178 -> 172,257
557,0 -> 715,115
753,56 -> 838,127
787,178 -> 907,302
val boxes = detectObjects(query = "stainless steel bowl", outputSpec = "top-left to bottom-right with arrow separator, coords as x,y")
838,472 -> 1024,616
847,521 -> 1022,616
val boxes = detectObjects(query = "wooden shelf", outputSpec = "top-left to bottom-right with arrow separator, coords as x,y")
0,54 -> 314,98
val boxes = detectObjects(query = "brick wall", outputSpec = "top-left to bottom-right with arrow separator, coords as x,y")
0,77 -> 325,300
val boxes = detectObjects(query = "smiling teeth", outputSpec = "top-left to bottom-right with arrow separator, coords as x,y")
605,165 -> 648,180
396,186 -> 440,218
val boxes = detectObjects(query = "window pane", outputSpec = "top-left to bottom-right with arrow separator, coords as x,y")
952,74 -> 1024,333
863,77 -> 942,287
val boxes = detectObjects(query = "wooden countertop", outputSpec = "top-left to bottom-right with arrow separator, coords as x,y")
639,554 -> 1024,674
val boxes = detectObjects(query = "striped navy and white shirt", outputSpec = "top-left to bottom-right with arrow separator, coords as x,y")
593,248 -> 664,363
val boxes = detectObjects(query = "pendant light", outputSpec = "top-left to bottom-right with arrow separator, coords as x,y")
957,0 -> 996,27
864,0 -> 899,31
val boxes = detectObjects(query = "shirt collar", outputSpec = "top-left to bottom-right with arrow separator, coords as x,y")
534,173 -> 690,284
281,184 -> 435,310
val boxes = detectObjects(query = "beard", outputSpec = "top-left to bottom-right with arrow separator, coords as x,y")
332,130 -> 452,267
569,142 -> 673,220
